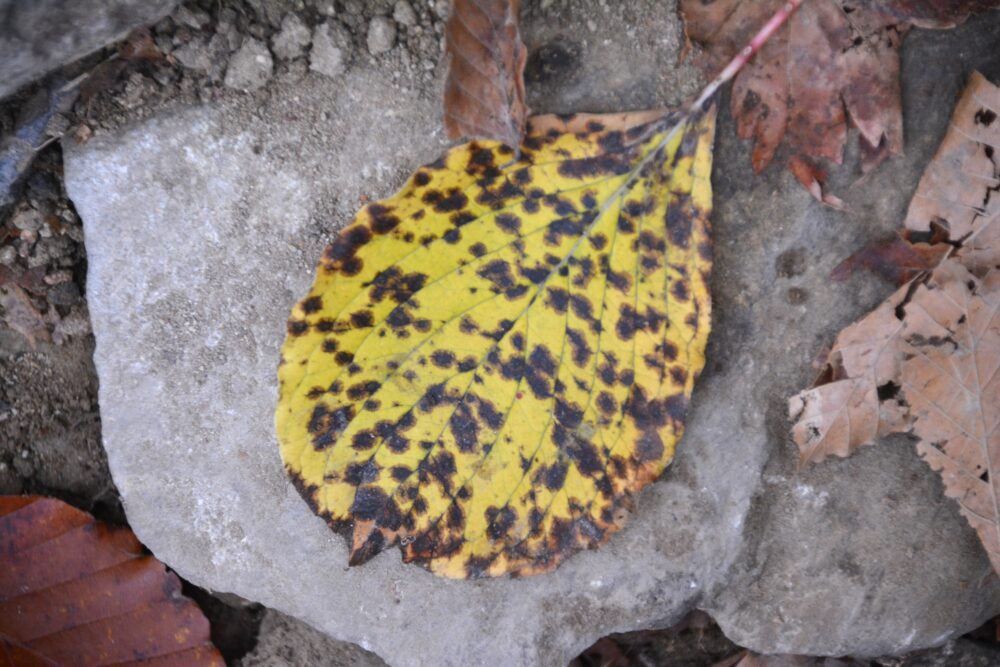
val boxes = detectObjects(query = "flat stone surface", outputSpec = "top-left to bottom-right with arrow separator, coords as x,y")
0,0 -> 177,99
64,3 -> 1000,665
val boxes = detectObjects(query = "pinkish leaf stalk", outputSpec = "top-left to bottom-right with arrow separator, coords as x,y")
691,0 -> 804,112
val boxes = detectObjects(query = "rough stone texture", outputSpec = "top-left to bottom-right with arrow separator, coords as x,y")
224,38 -> 274,92
0,0 -> 177,100
63,3 -> 1000,666
366,17 -> 396,56
309,22 -> 351,79
240,610 -> 387,667
272,14 -> 311,61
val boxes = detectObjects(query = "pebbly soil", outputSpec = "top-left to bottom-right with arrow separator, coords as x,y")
3,0 -> 1000,665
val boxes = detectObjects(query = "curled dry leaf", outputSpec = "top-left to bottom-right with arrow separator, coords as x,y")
679,0 -> 999,203
0,496 -> 223,666
277,108 -> 716,578
443,0 -> 528,149
830,236 -> 949,286
791,72 -> 1000,575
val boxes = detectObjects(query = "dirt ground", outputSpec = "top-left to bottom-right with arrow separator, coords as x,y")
3,0 -> 1000,665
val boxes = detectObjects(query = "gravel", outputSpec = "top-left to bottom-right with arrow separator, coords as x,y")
224,38 -> 274,91
366,16 -> 397,55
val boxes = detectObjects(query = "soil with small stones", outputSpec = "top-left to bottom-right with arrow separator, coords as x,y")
3,0 -> 1000,665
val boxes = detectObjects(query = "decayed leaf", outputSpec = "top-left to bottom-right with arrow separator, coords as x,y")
0,284 -> 50,347
830,236 -> 949,286
443,0 -> 528,149
791,71 -> 1000,467
0,496 -> 223,666
277,108 -> 716,578
680,0 -> 999,201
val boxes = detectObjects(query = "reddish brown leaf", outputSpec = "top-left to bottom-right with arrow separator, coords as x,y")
443,0 -> 528,148
788,155 -> 845,209
0,496 -> 224,667
831,237 -> 949,285
680,0 -> 997,193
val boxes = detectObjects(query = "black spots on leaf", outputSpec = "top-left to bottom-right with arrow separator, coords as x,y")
698,241 -> 713,263
367,267 -> 428,304
520,263 -> 549,285
368,204 -> 401,234
557,153 -> 631,179
316,319 -> 336,333
627,388 -> 688,432
598,130 -> 625,152
323,225 -> 372,275
421,451 -> 457,495
449,402 -> 480,452
476,398 -> 504,430
334,351 -> 354,366
616,304 -> 647,341
353,487 -> 404,534
636,430 -> 664,463
478,259 -> 516,292
540,461 -> 568,491
566,327 -> 592,367
522,198 -> 540,214
309,404 -> 354,450
350,309 -> 375,328
572,256 -> 595,289
464,555 -> 494,580
597,391 -> 616,415
424,187 -> 469,213
670,367 -> 687,386
545,286 -> 569,313
486,506 -> 517,541
451,211 -> 477,227
606,266 -> 631,293
469,242 -> 487,257
447,503 -> 465,530
287,319 -> 308,336
624,199 -> 653,218
443,228 -> 462,244
617,215 -> 635,234
637,231 -> 665,253
302,296 -> 323,314
671,280 -> 690,302
347,380 -> 381,401
413,171 -> 431,186
481,318 -> 515,341
458,356 -> 478,372
419,382 -> 454,412
581,193 -> 597,210
390,466 -> 411,483
322,340 -> 339,354
544,216 -> 586,246
588,233 -> 608,250
529,345 -> 557,376
496,213 -> 522,234
511,332 -> 525,351
431,349 -> 456,368
975,108 -> 997,126
459,316 -> 478,334
553,424 -> 603,477
665,197 -> 693,249
570,294 -> 595,323
554,399 -> 584,429
307,386 -> 326,400
598,359 -> 617,386
412,496 -> 428,514
352,430 -> 377,451
345,460 -> 380,486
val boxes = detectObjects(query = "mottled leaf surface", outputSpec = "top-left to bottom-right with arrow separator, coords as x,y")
277,108 -> 716,578
0,496 -> 223,666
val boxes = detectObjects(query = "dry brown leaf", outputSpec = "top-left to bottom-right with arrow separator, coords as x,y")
0,284 -> 50,347
830,236 -> 950,286
0,495 -> 224,666
679,0 -> 999,202
443,0 -> 528,149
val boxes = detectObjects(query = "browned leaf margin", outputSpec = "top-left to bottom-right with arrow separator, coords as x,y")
790,71 -> 1000,573
0,495 -> 223,666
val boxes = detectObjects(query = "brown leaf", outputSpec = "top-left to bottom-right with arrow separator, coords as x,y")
681,0 -> 904,176
789,286 -> 912,466
0,496 -> 224,666
904,70 -> 1000,272
857,0 -> 1000,27
788,155 -> 846,209
831,237 -> 949,285
0,284 -> 50,347
443,0 -> 528,148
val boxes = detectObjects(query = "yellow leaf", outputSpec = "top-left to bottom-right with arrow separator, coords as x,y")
276,107 -> 717,578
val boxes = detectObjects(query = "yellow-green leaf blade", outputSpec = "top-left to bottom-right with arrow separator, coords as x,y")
277,108 -> 716,578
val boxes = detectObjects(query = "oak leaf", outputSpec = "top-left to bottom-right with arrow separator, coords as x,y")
679,0 -> 1000,202
0,496 -> 223,666
276,108 -> 717,578
443,0 -> 528,149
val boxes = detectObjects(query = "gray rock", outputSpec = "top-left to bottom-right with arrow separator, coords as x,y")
309,22 -> 352,79
63,4 -> 1000,666
393,0 -> 418,27
0,0 -> 177,99
173,39 -> 214,74
11,207 -> 42,232
224,38 -> 274,92
242,610 -> 388,667
272,14 -> 312,61
367,16 -> 396,55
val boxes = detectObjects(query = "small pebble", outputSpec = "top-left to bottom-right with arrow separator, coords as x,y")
310,22 -> 352,78
393,0 -> 418,27
272,13 -> 312,60
224,38 -> 275,91
11,207 -> 42,232
367,17 -> 397,55
0,245 -> 16,265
